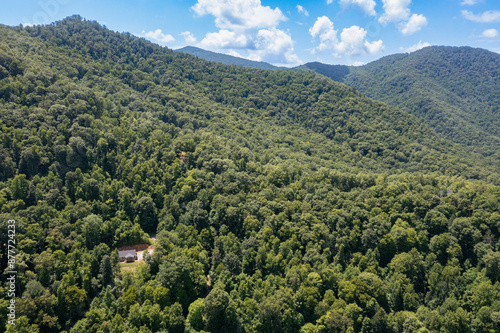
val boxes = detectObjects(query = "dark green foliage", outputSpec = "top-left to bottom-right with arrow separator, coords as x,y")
295,62 -> 350,82
302,46 -> 500,161
0,17 -> 500,333
204,287 -> 240,332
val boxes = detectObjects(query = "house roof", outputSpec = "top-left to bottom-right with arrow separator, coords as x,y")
119,249 -> 136,258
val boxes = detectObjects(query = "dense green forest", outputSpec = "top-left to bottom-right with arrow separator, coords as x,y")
1,16 -> 499,333
174,44 -> 500,161
298,47 -> 500,160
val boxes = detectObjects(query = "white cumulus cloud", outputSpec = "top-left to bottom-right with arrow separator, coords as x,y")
401,13 -> 427,35
248,28 -> 301,65
364,39 -> 385,54
309,16 -> 339,52
310,16 -> 384,57
227,50 -> 244,58
379,0 -> 411,23
181,31 -> 197,44
460,0 -> 480,5
352,61 -> 366,66
335,25 -> 385,56
339,0 -> 377,16
400,40 -> 431,52
482,28 -> 499,38
192,0 -> 286,30
297,5 -> 309,16
378,0 -> 427,35
461,10 -> 500,23
192,0 -> 299,65
141,29 -> 175,44
199,30 -> 250,50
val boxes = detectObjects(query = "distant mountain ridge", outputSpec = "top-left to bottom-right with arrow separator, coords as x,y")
294,62 -> 350,82
342,46 -> 500,159
175,46 -> 283,70
179,45 -> 500,159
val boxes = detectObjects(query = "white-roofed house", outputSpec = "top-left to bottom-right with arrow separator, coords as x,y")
118,249 -> 137,262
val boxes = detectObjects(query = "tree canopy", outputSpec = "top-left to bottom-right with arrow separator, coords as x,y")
0,16 -> 499,333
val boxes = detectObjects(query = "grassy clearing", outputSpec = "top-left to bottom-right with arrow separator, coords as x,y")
120,261 -> 142,274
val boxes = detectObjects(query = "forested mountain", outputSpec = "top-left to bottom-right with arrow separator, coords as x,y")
295,62 -> 350,83
300,47 -> 500,160
180,45 -> 500,160
175,46 -> 282,70
1,16 -> 500,333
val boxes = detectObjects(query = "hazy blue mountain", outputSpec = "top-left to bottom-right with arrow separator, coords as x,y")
175,46 -> 283,70
294,62 -> 350,82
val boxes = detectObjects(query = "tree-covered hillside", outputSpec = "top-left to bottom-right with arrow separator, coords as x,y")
175,45 -> 500,160
300,46 -> 500,160
294,62 -> 350,84
1,17 -> 499,333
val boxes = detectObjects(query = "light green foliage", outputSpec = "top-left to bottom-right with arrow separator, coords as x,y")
0,16 -> 499,333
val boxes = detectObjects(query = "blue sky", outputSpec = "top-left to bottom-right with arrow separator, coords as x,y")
1,0 -> 499,66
